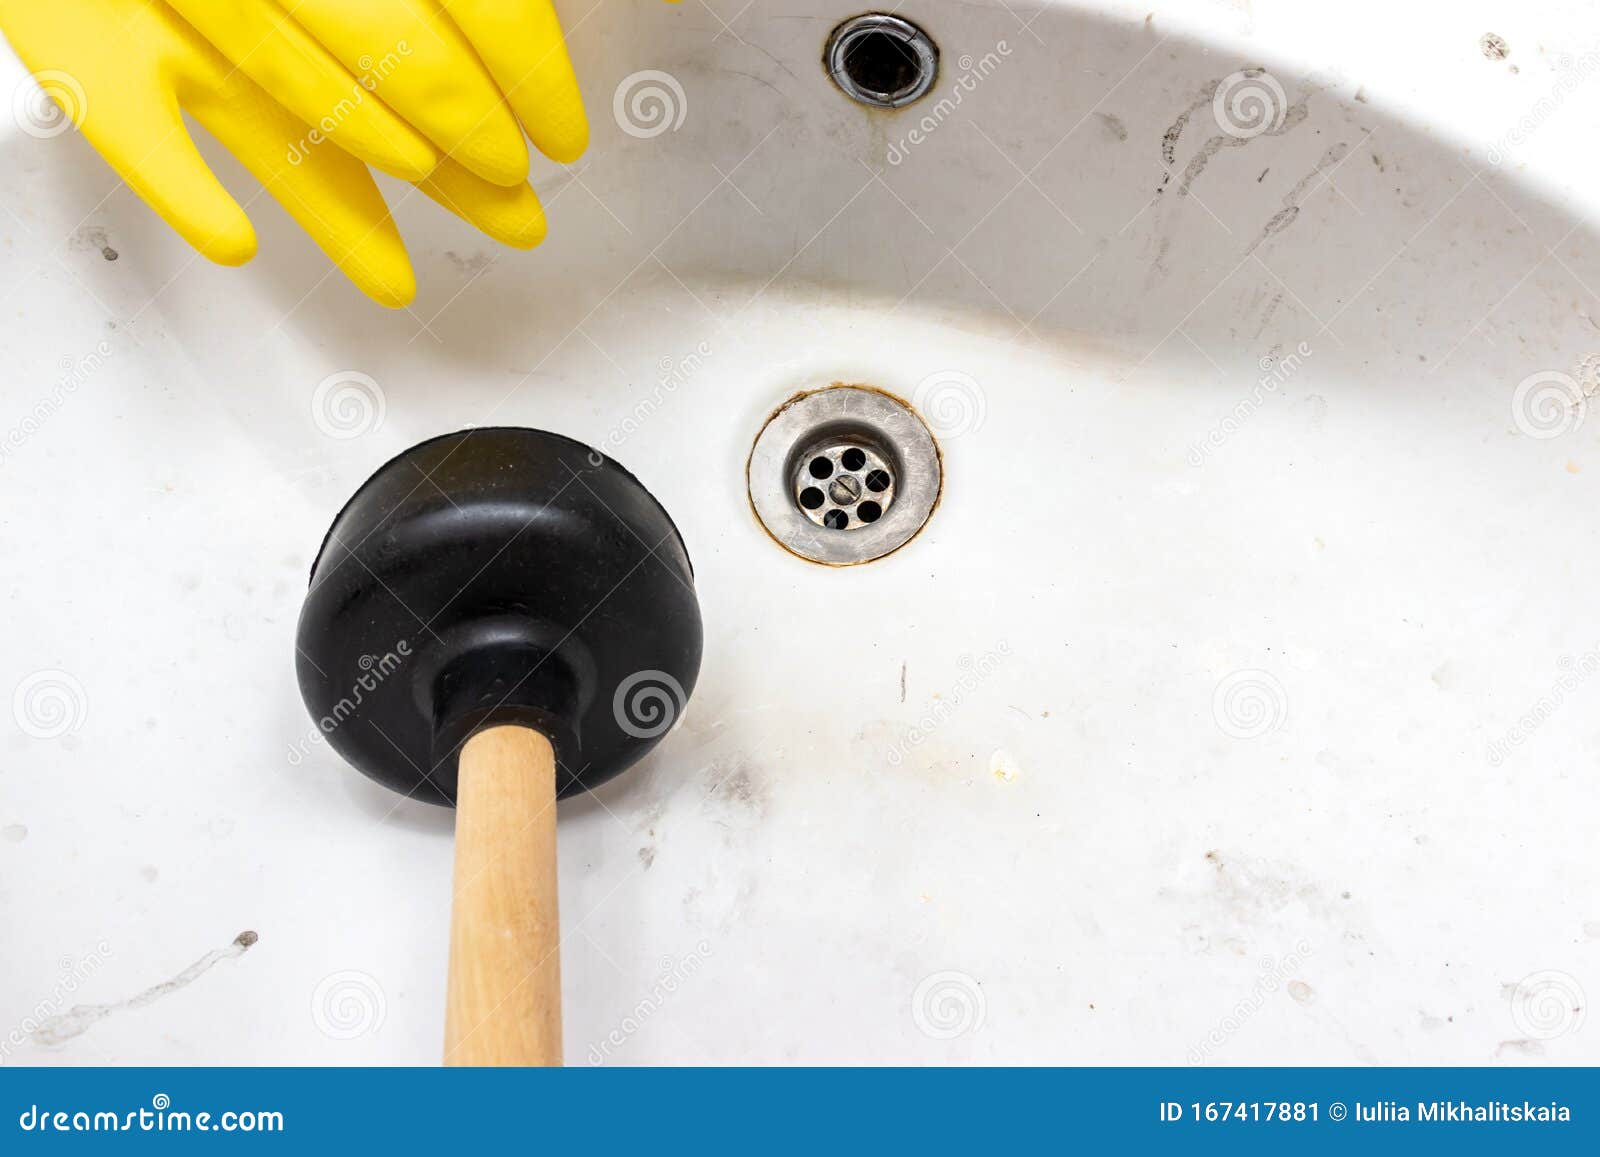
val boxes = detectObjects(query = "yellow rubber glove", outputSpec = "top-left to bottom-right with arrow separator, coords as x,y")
0,0 -> 548,307
168,0 -> 589,186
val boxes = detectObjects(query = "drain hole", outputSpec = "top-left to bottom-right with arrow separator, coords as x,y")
825,15 -> 939,110
791,435 -> 898,533
842,32 -> 918,100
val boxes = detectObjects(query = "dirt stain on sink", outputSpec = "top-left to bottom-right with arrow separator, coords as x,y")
1243,142 -> 1353,256
1095,112 -> 1129,141
1158,69 -> 1314,198
705,758 -> 768,821
31,931 -> 258,1047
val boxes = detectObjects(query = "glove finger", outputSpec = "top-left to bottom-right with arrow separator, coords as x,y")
417,159 -> 546,250
183,71 -> 417,307
291,0 -> 530,187
443,0 -> 587,164
168,0 -> 440,181
79,90 -> 260,266
0,0 -> 256,264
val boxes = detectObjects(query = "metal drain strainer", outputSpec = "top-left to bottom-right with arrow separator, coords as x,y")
824,14 -> 939,110
795,441 -> 897,530
748,385 -> 941,565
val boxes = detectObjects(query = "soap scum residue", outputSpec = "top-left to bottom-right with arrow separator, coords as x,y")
30,931 -> 258,1047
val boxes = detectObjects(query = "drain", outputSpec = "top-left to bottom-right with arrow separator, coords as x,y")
796,441 -> 897,531
748,385 -> 941,565
825,14 -> 939,110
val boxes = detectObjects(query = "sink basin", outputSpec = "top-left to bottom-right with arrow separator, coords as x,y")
1,0 -> 1596,1065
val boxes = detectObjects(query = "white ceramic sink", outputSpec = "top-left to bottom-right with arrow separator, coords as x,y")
2,0 -> 1597,1064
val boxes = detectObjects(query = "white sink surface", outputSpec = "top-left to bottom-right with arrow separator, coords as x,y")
1,0 -> 1597,1064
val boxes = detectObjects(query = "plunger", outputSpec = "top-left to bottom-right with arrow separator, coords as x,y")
295,427 -> 702,1065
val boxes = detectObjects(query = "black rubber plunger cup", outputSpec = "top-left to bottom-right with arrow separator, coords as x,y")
295,427 -> 702,1067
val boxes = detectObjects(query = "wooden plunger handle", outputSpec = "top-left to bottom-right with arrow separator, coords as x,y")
444,725 -> 562,1066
